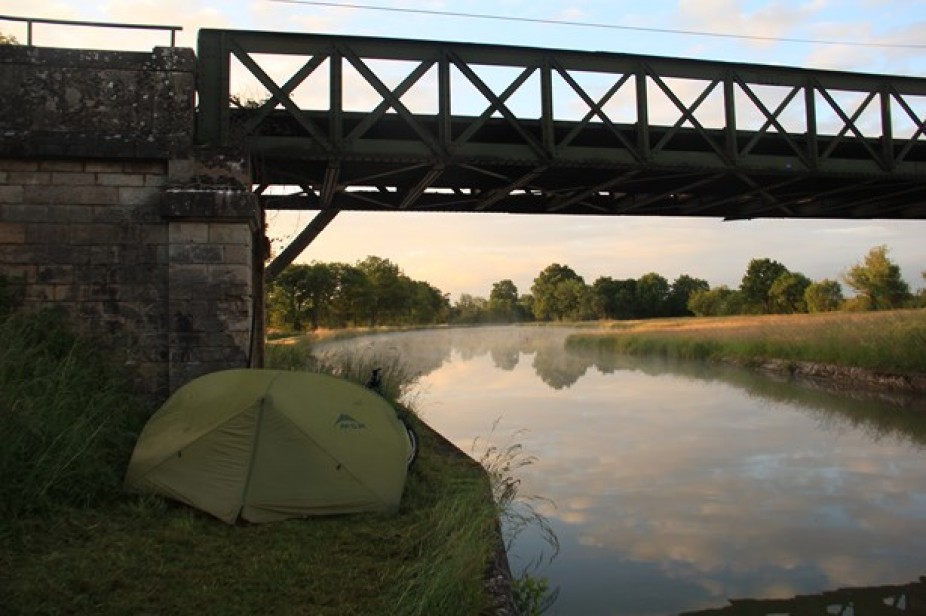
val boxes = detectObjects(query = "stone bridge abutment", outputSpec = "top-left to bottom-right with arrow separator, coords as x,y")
0,43 -> 264,398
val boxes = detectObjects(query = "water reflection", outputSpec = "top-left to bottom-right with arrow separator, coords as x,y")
317,326 -> 926,447
681,576 -> 926,615
315,326 -> 926,615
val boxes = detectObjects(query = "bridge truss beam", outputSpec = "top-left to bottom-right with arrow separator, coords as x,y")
197,29 -> 926,221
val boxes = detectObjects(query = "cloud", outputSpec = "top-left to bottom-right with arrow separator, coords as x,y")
675,0 -> 827,47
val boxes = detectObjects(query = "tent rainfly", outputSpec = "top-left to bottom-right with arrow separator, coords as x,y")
124,369 -> 414,524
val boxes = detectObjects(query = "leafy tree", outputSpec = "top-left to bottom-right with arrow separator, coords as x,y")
768,272 -> 811,314
357,256 -> 407,326
590,277 -> 638,320
267,256 -> 452,329
686,288 -> 712,317
556,278 -> 594,321
688,286 -> 744,317
518,294 -> 535,321
0,33 -> 19,45
328,262 -> 373,327
842,245 -> 912,310
268,263 -> 338,330
453,294 -> 488,324
611,279 -> 638,319
488,279 -> 520,322
635,272 -> 671,318
304,263 -> 339,329
804,279 -> 844,313
590,277 -> 617,319
530,264 -> 586,321
667,275 -> 710,316
268,265 -> 314,331
740,258 -> 790,313
416,281 -> 450,323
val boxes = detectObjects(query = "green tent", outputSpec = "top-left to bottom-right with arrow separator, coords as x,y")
124,369 -> 414,524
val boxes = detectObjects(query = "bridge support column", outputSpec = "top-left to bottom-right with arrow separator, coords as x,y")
0,43 -> 269,401
161,154 -> 265,392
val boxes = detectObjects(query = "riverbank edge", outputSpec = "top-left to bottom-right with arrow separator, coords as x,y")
267,330 -> 520,613
415,418 -> 520,616
719,356 -> 926,395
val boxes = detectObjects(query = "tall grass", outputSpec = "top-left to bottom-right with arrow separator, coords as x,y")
268,336 -> 552,613
266,337 -> 501,613
0,309 -> 144,528
1,317 -> 509,614
267,337 -> 420,406
2,391 -> 500,615
389,441 -> 498,616
569,310 -> 926,375
263,336 -> 317,371
268,335 -> 496,611
474,422 -> 560,614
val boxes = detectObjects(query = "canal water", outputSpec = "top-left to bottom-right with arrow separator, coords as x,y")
315,326 -> 926,615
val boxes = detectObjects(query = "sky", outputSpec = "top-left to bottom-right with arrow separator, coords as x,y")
6,0 -> 926,299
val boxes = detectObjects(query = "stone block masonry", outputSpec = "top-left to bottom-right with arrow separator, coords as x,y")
0,158 -> 172,393
0,45 -> 194,159
162,188 -> 261,393
0,44 -> 265,401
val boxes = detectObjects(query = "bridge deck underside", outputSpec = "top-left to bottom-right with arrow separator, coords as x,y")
249,111 -> 926,219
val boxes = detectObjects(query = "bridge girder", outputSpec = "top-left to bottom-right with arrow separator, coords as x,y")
197,28 -> 926,221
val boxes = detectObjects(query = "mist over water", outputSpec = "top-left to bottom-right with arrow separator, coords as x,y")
316,326 -> 926,615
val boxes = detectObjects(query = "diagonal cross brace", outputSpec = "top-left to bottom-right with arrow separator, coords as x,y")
814,83 -> 885,169
548,170 -> 641,213
449,52 -> 549,160
400,165 -> 445,209
476,166 -> 548,211
735,79 -> 811,168
229,40 -> 333,152
265,208 -> 340,282
612,173 -> 725,214
240,53 -> 328,136
553,61 -> 642,161
648,72 -> 731,164
890,88 -> 926,164
340,46 -> 443,157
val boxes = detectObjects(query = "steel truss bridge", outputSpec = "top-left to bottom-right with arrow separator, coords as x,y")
194,29 -> 926,273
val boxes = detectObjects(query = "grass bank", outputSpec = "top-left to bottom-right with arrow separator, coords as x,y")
567,309 -> 926,381
1,312 -> 503,616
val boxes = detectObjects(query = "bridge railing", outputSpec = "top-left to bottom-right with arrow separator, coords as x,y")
0,14 -> 181,47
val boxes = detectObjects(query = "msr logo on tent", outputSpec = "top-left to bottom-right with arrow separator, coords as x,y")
335,413 -> 366,430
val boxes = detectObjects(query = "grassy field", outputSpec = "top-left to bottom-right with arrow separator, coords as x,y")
0,311 -> 503,616
1,423 -> 498,616
567,309 -> 926,377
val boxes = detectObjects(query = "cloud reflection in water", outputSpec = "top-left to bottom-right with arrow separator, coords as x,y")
316,326 -> 926,614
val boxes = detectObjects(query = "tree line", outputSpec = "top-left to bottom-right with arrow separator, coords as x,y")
267,245 -> 924,331
689,245 -> 920,317
268,256 -> 449,331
